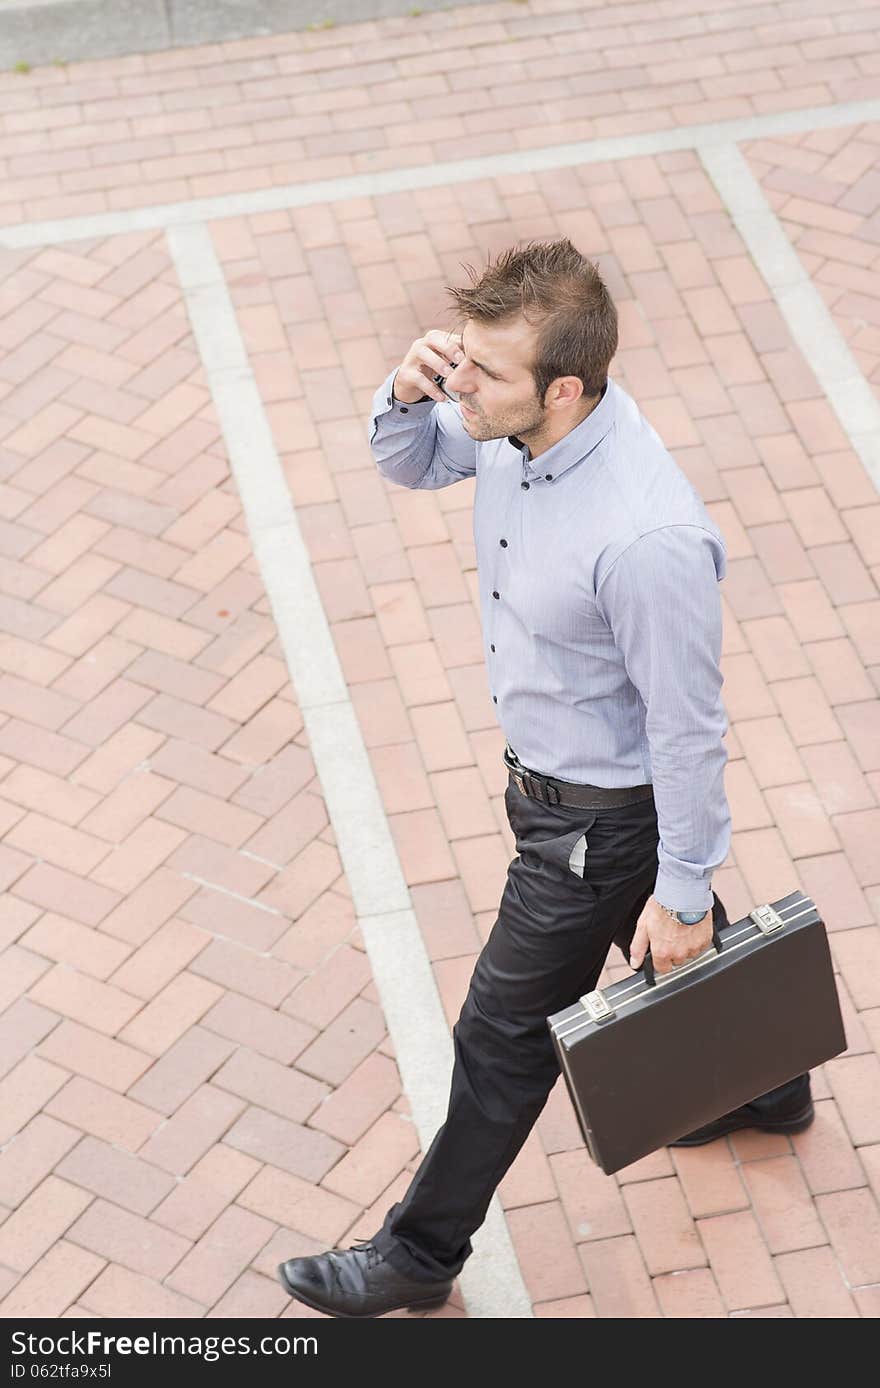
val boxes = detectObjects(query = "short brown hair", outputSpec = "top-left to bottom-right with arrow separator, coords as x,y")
445,237 -> 618,403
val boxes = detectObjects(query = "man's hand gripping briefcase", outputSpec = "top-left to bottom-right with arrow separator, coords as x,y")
547,891 -> 846,1175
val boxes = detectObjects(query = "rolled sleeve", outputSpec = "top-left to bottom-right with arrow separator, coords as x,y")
596,525 -> 732,913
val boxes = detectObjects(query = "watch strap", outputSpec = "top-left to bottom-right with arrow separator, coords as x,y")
659,903 -> 708,925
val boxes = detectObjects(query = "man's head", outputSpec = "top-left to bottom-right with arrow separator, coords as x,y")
442,238 -> 618,456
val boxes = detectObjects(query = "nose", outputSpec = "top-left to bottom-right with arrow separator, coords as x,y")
446,356 -> 470,393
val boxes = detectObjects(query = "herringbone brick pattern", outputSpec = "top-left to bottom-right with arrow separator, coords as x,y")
0,0 -> 876,224
746,121 -> 880,402
0,232 -> 463,1319
0,0 -> 878,1320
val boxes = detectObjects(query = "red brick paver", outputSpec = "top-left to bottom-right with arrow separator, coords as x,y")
746,123 -> 880,411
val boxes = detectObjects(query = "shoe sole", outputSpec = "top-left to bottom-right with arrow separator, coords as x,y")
670,1101 -> 815,1148
276,1262 -> 450,1318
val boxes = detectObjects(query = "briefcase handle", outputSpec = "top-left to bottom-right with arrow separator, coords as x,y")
643,919 -> 724,989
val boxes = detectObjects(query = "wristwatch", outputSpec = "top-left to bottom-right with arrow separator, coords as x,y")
658,903 -> 709,925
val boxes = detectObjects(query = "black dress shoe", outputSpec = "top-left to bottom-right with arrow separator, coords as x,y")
670,1096 -> 815,1147
277,1239 -> 453,1318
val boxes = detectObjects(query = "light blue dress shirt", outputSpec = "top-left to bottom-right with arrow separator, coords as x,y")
368,369 -> 732,913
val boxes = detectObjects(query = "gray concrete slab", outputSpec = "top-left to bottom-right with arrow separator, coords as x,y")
0,0 -> 171,67
0,0 -> 481,70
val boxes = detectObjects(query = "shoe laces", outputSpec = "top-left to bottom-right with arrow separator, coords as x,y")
325,1240 -> 380,1291
347,1239 -> 381,1270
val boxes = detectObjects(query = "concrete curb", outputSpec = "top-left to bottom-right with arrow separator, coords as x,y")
0,0 -> 480,70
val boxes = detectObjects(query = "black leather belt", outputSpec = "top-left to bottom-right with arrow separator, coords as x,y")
503,743 -> 655,811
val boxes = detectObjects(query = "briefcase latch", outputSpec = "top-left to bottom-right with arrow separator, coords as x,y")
750,903 -> 785,934
581,989 -> 616,1023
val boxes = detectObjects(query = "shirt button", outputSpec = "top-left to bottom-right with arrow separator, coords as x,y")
492,696 -> 497,703
500,538 -> 508,547
521,481 -> 529,490
387,397 -> 392,405
400,406 -> 408,413
490,643 -> 495,652
492,590 -> 499,599
545,474 -> 552,480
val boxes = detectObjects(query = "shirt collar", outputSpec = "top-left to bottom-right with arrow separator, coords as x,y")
507,378 -> 617,480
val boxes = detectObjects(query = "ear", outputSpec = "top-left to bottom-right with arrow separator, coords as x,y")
548,376 -> 585,409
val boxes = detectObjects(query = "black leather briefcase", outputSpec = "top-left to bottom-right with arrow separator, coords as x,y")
547,890 -> 846,1175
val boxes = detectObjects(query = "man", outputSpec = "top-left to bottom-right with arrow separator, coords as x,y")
278,239 -> 813,1318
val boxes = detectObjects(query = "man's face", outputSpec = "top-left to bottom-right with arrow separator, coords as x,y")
443,317 -> 546,442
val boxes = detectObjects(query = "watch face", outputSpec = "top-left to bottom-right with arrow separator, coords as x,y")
677,910 -> 708,925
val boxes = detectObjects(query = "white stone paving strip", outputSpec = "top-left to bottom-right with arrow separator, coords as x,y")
165,222 -> 533,1320
700,143 -> 880,493
2,98 -> 879,249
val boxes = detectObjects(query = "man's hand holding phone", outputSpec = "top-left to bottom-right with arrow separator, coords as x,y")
392,329 -> 465,404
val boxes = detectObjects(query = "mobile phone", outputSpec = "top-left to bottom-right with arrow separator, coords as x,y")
432,372 -> 460,402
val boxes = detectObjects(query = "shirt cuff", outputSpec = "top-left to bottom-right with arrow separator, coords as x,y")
381,371 -> 437,420
653,871 -> 714,915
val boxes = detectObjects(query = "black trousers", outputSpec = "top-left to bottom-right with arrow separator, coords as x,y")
372,773 -> 810,1283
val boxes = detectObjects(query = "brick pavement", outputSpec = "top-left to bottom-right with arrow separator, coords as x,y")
747,124 -> 880,404
0,0 -> 878,1319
